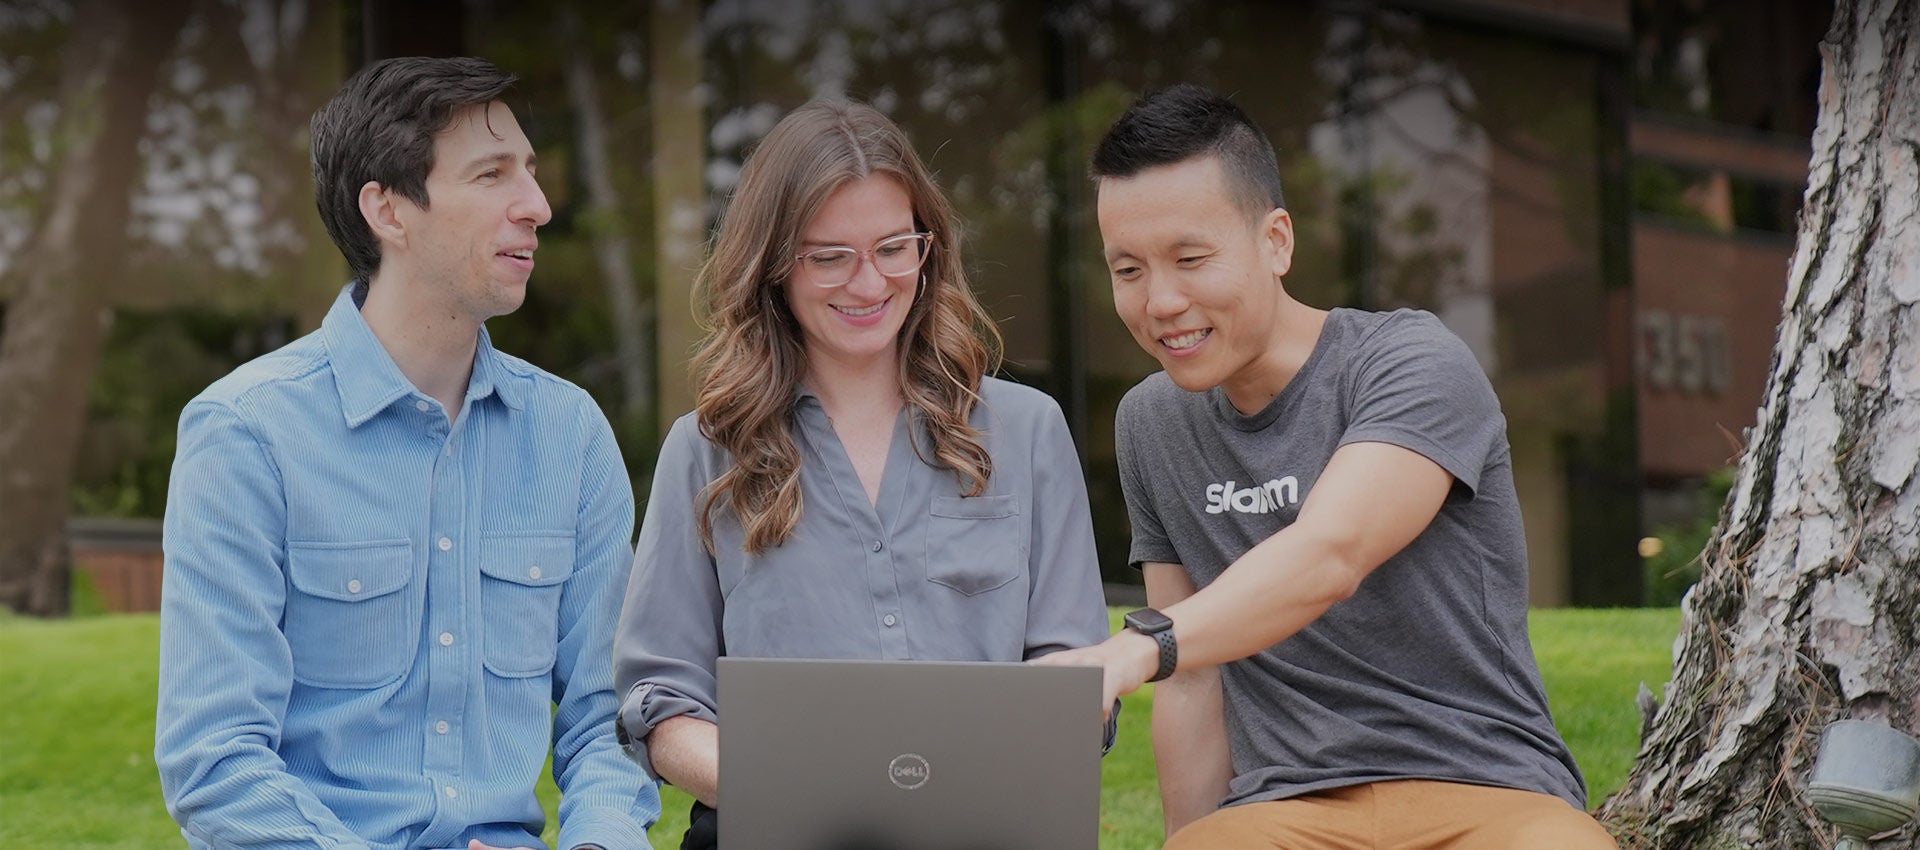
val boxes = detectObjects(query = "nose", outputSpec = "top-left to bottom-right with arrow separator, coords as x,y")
1143,274 -> 1188,320
513,172 -> 552,228
841,253 -> 891,299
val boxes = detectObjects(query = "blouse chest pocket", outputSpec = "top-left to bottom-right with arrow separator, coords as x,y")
924,494 -> 1027,596
285,540 -> 415,689
478,533 -> 575,678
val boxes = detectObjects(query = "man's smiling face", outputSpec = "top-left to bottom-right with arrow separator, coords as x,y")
392,99 -> 551,322
1098,154 -> 1293,397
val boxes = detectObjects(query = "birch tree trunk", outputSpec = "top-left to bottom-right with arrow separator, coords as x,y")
561,5 -> 653,422
1600,1 -> 1920,847
0,0 -> 191,616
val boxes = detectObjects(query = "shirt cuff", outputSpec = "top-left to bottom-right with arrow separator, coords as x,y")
558,809 -> 652,850
621,682 -> 718,776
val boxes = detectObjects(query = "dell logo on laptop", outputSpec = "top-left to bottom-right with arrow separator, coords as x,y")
888,753 -> 931,790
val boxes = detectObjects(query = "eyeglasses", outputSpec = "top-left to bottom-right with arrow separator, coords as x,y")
792,232 -> 934,288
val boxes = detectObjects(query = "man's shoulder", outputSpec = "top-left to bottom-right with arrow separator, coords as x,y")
1114,372 -> 1218,466
190,330 -> 332,413
488,347 -> 598,414
1334,308 -> 1490,395
1341,307 -> 1465,355
1116,371 -> 1200,423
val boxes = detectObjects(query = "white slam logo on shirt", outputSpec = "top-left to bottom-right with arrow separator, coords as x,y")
1204,477 -> 1301,515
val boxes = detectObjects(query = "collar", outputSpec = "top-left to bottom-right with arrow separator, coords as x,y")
320,283 -> 524,428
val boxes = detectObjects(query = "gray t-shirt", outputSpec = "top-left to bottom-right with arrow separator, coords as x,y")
615,376 -> 1111,778
1116,307 -> 1587,808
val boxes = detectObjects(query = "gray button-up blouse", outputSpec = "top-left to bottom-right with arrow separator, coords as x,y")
613,377 -> 1110,776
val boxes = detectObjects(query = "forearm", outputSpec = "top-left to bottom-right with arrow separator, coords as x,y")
156,687 -> 369,849
159,742 -> 370,849
551,711 -> 658,850
1152,668 -> 1233,835
158,602 -> 370,848
158,404 -> 368,848
649,715 -> 720,808
552,411 -> 660,850
1161,528 -> 1360,670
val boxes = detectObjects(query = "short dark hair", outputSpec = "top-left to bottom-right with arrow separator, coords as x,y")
310,57 -> 517,284
1090,83 -> 1285,218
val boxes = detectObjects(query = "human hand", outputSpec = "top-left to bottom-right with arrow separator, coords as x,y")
1031,630 -> 1160,721
467,840 -> 542,850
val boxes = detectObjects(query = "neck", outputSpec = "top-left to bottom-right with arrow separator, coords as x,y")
360,269 -> 483,417
1220,292 -> 1327,416
805,345 -> 903,419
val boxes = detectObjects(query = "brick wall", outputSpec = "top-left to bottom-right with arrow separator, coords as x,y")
70,518 -> 163,613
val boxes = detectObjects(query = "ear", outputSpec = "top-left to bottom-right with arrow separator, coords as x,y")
1263,207 -> 1294,279
357,181 -> 407,250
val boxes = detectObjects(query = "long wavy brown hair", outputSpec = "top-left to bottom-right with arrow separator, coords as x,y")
691,100 -> 1004,555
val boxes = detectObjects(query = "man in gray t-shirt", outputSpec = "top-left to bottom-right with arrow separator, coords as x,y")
1037,86 -> 1619,849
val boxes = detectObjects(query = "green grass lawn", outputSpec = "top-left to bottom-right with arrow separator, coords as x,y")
0,607 -> 1678,849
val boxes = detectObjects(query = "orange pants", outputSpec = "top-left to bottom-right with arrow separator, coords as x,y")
1163,780 -> 1620,850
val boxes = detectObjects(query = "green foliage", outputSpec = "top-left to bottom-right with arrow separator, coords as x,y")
1531,607 -> 1684,799
1632,160 -> 1721,229
70,309 -> 293,519
0,615 -> 178,848
68,567 -> 108,617
2,607 -> 1679,846
1644,468 -> 1736,607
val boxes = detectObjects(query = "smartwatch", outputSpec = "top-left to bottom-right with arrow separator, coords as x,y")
1123,607 -> 1179,682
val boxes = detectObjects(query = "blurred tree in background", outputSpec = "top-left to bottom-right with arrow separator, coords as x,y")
0,0 -> 341,615
3,0 -> 1754,614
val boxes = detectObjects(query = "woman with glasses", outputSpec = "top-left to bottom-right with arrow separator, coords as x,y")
612,100 -> 1111,849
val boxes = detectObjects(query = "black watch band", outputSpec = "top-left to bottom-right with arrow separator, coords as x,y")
1123,608 -> 1179,682
1143,628 -> 1178,682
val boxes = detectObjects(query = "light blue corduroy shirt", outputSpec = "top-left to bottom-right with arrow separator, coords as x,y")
156,284 -> 659,850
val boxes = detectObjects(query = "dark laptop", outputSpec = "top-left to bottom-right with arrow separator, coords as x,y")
717,657 -> 1103,850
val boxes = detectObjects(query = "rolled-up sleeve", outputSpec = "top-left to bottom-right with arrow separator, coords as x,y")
614,415 -> 724,779
156,400 -> 372,849
1020,400 -> 1111,658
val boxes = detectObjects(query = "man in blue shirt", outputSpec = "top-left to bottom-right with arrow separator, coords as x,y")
155,57 -> 658,850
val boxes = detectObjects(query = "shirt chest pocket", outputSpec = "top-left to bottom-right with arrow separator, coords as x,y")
924,494 -> 1027,596
478,534 -> 575,678
285,541 -> 415,689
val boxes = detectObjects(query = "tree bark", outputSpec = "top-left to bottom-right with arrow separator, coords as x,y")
1600,1 -> 1920,847
561,5 -> 654,422
0,0 -> 191,616
648,0 -> 706,431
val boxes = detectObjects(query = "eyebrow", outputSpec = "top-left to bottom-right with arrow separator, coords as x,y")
797,228 -> 917,249
462,151 -> 534,174
1105,237 -> 1214,263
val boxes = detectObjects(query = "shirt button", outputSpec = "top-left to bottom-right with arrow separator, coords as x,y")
415,400 -> 431,413
443,443 -> 453,457
883,613 -> 898,627
437,536 -> 453,551
528,566 -> 543,580
871,540 -> 883,552
435,720 -> 450,735
444,785 -> 458,799
439,631 -> 454,647
347,579 -> 362,594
